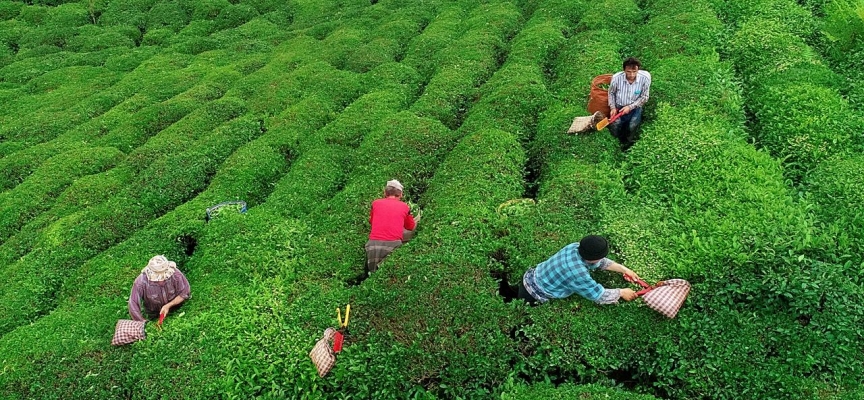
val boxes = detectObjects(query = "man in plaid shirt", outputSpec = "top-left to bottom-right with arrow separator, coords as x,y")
517,235 -> 641,305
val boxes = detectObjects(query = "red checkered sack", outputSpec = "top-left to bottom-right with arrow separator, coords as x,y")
309,328 -> 338,377
626,276 -> 691,318
111,320 -> 146,346
640,279 -> 690,318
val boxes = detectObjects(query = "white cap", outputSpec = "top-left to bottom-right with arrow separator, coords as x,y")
385,179 -> 403,192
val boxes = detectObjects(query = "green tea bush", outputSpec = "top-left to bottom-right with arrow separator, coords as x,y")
523,0 -> 587,24
576,0 -> 640,36
551,29 -> 622,105
99,0 -> 156,29
0,114 -> 262,336
0,1 -> 21,21
344,35 -> 402,73
361,61 -> 422,95
124,96 -> 247,172
0,146 -> 123,242
725,18 -> 819,81
749,82 -> 861,180
213,3 -> 259,31
401,5 -> 466,79
529,102 -> 622,178
146,0 -> 190,32
227,60 -> 364,116
505,18 -> 566,66
459,63 -> 551,143
648,55 -> 744,125
622,104 -> 811,277
805,156 -> 864,264
209,96 -> 341,210
317,27 -> 368,69
289,0 -> 364,29
302,111 -> 457,280
345,128 -> 527,397
52,167 -> 133,214
310,88 -> 411,151
96,97 -> 212,153
240,0 -> 292,14
409,2 -> 521,129
17,5 -> 49,26
635,11 -> 723,67
715,0 -> 819,41
45,3 -> 91,28
190,0 -> 233,21
65,26 -> 135,52
0,303 -> 135,400
502,382 -> 659,399
103,45 -> 159,71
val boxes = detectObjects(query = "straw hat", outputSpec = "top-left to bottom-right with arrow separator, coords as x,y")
385,179 -> 403,192
142,255 -> 177,282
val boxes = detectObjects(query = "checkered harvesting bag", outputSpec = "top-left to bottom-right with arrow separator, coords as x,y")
111,320 -> 146,346
626,276 -> 691,319
309,328 -> 338,377
640,279 -> 691,318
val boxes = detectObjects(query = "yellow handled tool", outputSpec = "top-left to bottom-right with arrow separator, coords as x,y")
336,304 -> 351,328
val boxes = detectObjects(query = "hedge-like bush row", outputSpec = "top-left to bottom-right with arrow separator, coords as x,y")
0,146 -> 123,242
502,382 -> 660,399
459,63 -> 550,143
549,1 -> 864,395
401,5 -> 468,80
0,105 -> 255,336
820,0 -> 864,108
227,59 -> 364,116
0,1 -> 20,21
723,6 -> 864,182
805,155 -> 864,265
552,29 -> 624,104
0,111 -> 326,398
345,128 -> 528,398
300,111 -> 458,282
409,2 -> 523,129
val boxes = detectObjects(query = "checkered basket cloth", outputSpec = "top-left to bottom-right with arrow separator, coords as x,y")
639,279 -> 691,318
111,320 -> 146,346
309,328 -> 338,377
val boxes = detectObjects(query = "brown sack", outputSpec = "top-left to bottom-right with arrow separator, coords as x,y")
587,74 -> 613,117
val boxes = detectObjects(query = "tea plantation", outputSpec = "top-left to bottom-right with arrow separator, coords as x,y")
0,0 -> 862,398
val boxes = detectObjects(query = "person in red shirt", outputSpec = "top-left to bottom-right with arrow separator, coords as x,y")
365,179 -> 419,274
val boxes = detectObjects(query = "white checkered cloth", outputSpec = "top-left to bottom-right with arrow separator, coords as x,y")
309,328 -> 337,377
111,320 -> 146,346
641,279 -> 690,318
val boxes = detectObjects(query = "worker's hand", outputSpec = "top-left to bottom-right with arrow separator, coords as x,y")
160,304 -> 171,319
621,267 -> 640,282
620,289 -> 638,302
610,108 -> 618,116
621,106 -> 632,115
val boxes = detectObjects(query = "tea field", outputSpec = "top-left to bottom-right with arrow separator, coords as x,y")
0,0 -> 862,398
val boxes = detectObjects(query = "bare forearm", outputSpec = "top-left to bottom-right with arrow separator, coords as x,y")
606,262 -> 639,280
166,296 -> 185,309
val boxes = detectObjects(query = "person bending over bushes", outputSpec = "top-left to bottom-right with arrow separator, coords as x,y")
516,235 -> 640,305
365,179 -> 420,274
128,255 -> 191,321
608,57 -> 651,151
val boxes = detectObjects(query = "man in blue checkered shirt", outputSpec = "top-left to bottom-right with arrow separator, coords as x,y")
517,235 -> 641,305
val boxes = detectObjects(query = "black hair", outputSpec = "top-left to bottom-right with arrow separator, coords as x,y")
623,57 -> 641,70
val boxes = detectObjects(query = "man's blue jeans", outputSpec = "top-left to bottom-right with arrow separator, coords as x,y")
608,106 -> 642,150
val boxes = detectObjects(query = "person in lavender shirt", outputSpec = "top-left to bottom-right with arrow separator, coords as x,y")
608,57 -> 652,151
128,255 -> 191,322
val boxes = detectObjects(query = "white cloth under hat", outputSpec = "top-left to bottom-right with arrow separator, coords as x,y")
385,179 -> 403,192
142,255 -> 177,282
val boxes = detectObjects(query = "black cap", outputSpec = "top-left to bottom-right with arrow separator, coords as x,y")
578,235 -> 609,260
